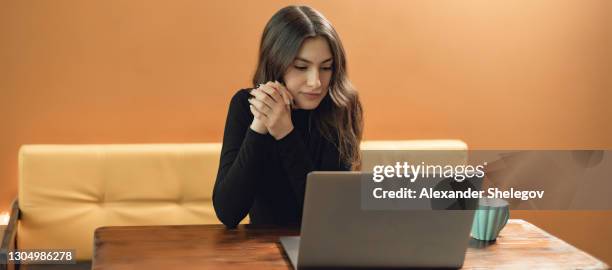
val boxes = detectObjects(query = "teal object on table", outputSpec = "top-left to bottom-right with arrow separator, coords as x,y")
471,198 -> 509,241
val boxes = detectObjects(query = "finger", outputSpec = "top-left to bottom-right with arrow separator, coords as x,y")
274,81 -> 295,107
272,84 -> 291,105
250,105 -> 264,120
250,88 -> 278,109
271,81 -> 291,106
272,81 -> 294,103
250,85 -> 264,96
249,104 -> 268,120
261,82 -> 283,103
248,97 -> 272,115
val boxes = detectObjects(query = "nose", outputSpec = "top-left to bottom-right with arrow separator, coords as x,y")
306,69 -> 322,89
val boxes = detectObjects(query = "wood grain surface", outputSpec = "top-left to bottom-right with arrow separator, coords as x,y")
93,219 -> 608,270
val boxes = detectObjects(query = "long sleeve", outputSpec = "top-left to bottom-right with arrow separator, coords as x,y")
276,127 -> 351,211
213,89 -> 353,227
212,90 -> 273,228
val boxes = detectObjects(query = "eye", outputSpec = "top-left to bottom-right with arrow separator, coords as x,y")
294,66 -> 308,70
321,66 -> 332,71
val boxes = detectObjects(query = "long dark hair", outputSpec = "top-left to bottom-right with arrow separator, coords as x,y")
252,5 -> 363,169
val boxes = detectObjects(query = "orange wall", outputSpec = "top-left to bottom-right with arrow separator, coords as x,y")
1,0 -> 611,264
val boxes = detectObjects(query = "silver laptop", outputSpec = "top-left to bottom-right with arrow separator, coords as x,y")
280,171 -> 476,269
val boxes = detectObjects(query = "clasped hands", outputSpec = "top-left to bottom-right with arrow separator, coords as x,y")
249,81 -> 295,140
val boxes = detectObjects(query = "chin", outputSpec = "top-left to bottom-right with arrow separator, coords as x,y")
296,100 -> 322,110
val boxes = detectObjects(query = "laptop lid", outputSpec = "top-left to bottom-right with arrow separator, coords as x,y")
296,171 -> 476,269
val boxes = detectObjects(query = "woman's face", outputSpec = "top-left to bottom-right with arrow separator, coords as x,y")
283,36 -> 333,110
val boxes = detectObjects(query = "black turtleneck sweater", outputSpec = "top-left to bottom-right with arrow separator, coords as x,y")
213,89 -> 350,228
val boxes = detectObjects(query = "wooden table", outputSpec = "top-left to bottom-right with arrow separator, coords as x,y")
93,219 -> 609,270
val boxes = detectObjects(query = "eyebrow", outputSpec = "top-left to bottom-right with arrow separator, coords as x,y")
295,57 -> 333,64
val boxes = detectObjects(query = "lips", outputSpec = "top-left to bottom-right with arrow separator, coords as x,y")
302,92 -> 322,99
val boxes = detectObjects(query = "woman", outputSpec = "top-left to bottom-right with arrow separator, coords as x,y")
213,5 -> 363,228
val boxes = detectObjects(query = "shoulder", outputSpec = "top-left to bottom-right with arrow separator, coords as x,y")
227,88 -> 255,114
224,88 -> 255,125
229,88 -> 252,106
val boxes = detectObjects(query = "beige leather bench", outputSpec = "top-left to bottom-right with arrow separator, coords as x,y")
1,140 -> 467,265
